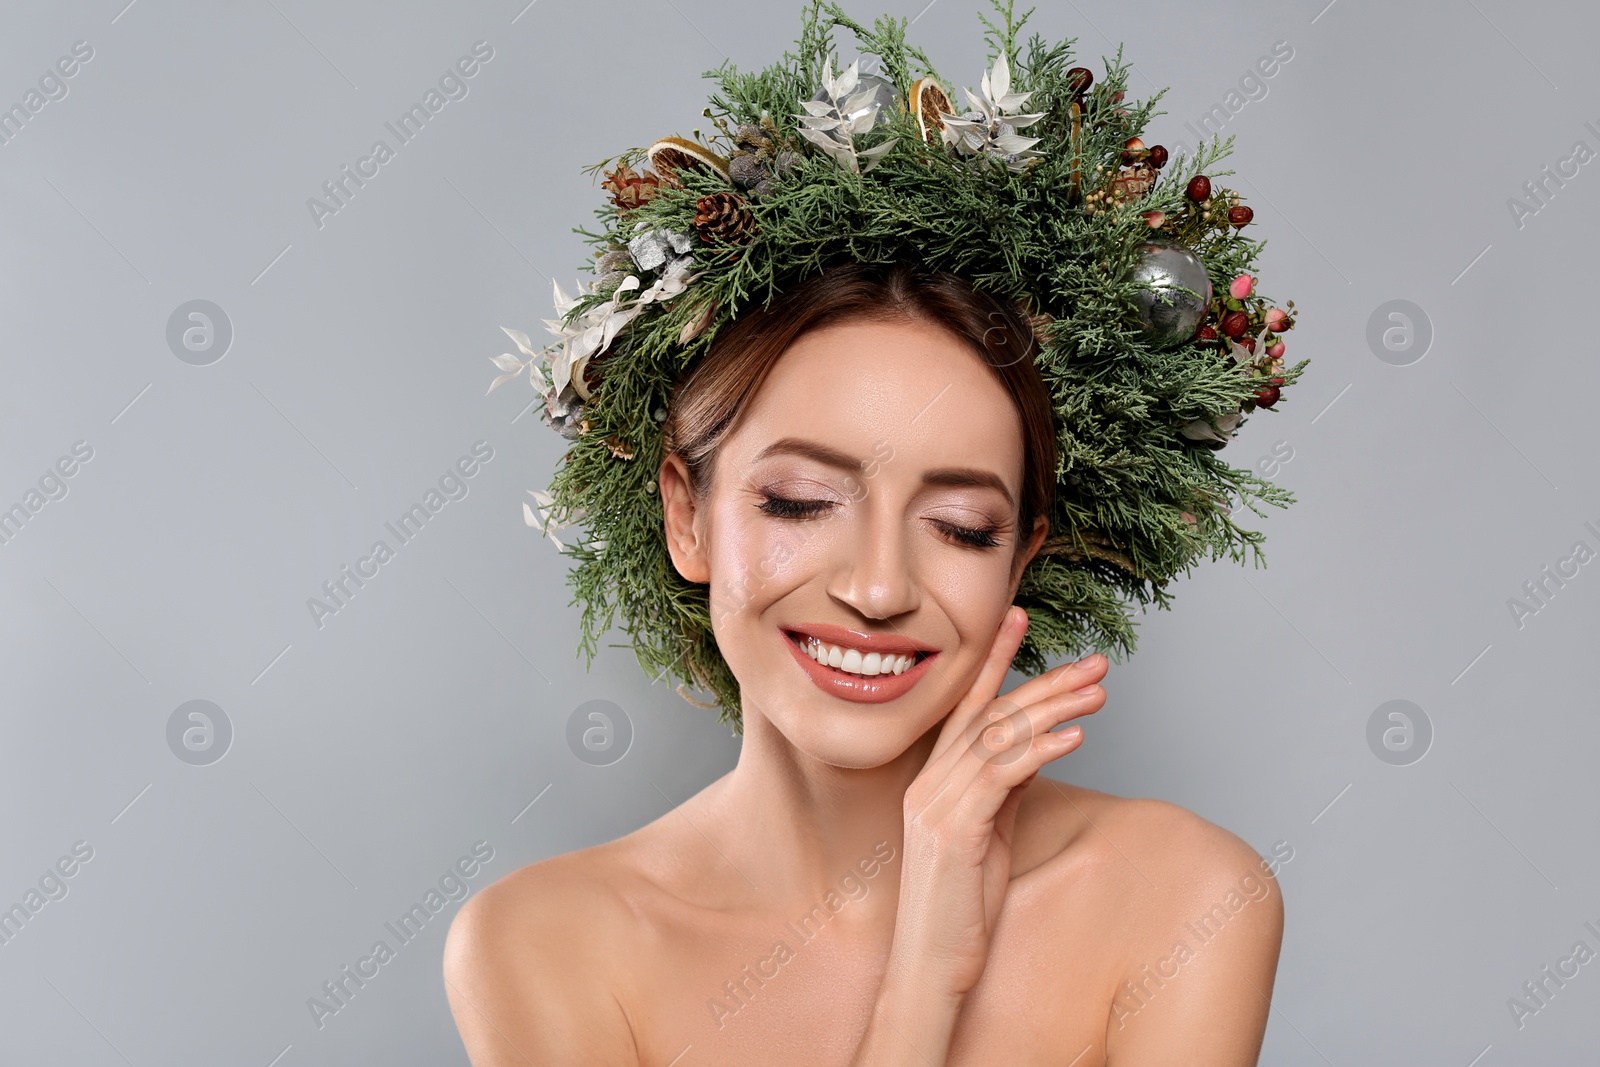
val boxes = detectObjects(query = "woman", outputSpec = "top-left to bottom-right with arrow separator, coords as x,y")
444,261 -> 1284,1065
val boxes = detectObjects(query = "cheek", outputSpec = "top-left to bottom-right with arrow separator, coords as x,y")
704,502 -> 810,627
923,547 -> 1016,640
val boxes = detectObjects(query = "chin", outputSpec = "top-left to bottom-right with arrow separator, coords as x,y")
765,701 -> 935,770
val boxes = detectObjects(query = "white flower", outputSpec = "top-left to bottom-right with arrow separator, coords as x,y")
487,238 -> 704,422
792,58 -> 900,175
1226,325 -> 1273,373
938,51 -> 1048,173
545,276 -> 640,402
486,326 -> 547,395
523,489 -> 591,554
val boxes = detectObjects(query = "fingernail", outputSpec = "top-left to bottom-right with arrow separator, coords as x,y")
1076,652 -> 1101,667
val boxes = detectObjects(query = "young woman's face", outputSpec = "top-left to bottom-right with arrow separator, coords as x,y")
662,315 -> 1048,768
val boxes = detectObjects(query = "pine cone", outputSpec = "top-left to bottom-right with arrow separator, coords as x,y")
601,162 -> 665,214
694,192 -> 756,245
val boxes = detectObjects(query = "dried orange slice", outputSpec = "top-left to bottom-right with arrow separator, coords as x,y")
646,136 -> 730,186
908,77 -> 954,145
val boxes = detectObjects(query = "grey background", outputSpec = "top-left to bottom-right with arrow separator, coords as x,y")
2,0 -> 1596,1063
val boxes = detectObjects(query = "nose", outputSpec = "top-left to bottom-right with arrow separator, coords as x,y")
826,498 -> 921,620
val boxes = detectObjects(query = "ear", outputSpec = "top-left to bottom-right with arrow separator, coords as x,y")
1008,513 -> 1049,594
659,452 -> 710,584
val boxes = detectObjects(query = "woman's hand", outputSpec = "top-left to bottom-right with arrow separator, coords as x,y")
888,605 -> 1109,1001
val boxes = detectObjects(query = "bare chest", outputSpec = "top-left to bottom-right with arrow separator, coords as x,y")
623,876 -> 1116,1067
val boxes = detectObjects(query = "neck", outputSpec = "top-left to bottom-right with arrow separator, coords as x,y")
707,707 -> 941,915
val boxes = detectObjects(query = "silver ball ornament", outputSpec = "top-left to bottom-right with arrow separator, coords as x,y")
1129,240 -> 1213,349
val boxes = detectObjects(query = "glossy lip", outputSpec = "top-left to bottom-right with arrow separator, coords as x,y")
781,628 -> 941,704
783,622 -> 939,655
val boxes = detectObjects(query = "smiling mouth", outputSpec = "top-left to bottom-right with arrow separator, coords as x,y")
784,630 -> 931,677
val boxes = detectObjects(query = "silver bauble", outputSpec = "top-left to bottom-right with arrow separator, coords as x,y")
1129,240 -> 1212,349
811,70 -> 899,127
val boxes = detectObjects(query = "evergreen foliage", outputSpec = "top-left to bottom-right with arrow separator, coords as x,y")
507,0 -> 1310,731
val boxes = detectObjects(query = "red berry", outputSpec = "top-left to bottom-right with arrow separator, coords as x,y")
1239,336 -> 1256,354
1141,210 -> 1166,228
1186,175 -> 1211,202
1147,144 -> 1168,169
1196,324 -> 1218,342
1220,311 -> 1249,338
1253,383 -> 1280,408
1067,67 -> 1094,93
1228,205 -> 1254,227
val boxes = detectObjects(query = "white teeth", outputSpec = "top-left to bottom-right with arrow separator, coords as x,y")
798,635 -> 916,677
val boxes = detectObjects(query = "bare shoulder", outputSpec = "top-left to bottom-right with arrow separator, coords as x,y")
1048,781 -> 1278,887
443,843 -> 643,1065
1024,780 -> 1284,1064
1019,778 -> 1273,883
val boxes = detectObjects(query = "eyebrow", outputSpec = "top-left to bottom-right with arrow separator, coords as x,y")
753,436 -> 1016,510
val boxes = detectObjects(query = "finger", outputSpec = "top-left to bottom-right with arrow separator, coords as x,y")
937,643 -> 1106,773
951,605 -> 1026,721
992,770 -> 1037,851
954,686 -> 1102,787
1009,679 -> 1108,743
909,692 -> 1098,828
922,670 -> 1104,801
929,606 -> 1028,763
944,724 -> 1087,832
1002,650 -> 1109,713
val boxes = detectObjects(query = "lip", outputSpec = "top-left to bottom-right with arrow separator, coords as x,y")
782,622 -> 938,655
781,628 -> 941,704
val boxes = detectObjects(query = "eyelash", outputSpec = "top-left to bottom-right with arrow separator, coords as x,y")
756,492 -> 1003,549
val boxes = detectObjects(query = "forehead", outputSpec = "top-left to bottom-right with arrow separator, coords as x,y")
725,316 -> 1026,481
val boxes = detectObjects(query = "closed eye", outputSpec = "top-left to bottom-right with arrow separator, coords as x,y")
756,493 -> 1002,549
755,493 -> 832,520
931,520 -> 1001,549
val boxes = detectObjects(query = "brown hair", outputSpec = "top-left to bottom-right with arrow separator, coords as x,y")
660,259 -> 1058,550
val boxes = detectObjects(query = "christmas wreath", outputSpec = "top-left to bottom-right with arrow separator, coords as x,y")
486,0 -> 1309,730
